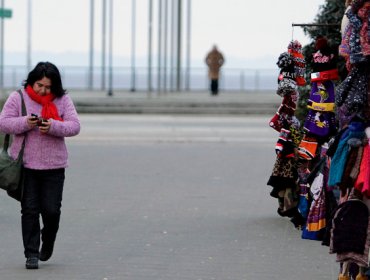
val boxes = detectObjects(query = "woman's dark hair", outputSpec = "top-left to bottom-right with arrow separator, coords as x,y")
23,62 -> 66,97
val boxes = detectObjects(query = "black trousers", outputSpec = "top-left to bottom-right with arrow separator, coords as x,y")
21,168 -> 65,258
210,79 -> 219,95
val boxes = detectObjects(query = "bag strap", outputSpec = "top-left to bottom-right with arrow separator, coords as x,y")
3,89 -> 27,153
18,89 -> 27,116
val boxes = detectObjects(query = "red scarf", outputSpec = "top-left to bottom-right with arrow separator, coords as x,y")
26,85 -> 63,121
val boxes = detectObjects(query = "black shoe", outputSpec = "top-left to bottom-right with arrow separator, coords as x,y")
25,257 -> 39,269
39,242 -> 54,262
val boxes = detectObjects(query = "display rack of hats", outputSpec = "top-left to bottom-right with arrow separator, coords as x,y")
299,36 -> 339,242
266,1 -> 370,279
267,40 -> 306,225
329,1 -> 370,279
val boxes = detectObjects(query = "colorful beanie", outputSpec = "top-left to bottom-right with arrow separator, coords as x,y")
288,40 -> 306,86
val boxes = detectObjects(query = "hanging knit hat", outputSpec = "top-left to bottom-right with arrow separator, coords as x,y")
311,36 -> 338,74
269,94 -> 297,131
298,134 -> 319,160
346,8 -> 368,64
336,63 -> 370,115
288,40 -> 306,86
276,52 -> 298,96
277,52 -> 294,69
358,1 -> 370,56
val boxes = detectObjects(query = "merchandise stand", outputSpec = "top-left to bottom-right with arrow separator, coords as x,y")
267,3 -> 370,279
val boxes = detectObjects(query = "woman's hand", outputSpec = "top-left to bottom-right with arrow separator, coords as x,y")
39,119 -> 51,134
27,115 -> 38,128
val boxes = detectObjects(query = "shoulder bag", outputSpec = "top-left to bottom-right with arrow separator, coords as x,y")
0,89 -> 26,201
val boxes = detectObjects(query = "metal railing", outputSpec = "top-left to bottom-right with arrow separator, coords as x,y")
1,65 -> 278,92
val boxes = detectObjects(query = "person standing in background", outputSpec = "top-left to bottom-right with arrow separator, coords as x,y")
205,45 -> 225,95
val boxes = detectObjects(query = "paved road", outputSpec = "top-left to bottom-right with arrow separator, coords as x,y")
0,114 -> 337,280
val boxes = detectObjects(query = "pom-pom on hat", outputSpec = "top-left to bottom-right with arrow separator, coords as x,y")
288,40 -> 303,53
315,36 -> 329,51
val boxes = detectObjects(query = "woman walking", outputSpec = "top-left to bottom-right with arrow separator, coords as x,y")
0,62 -> 80,269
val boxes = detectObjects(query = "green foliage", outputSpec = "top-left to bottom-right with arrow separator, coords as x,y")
303,0 -> 345,46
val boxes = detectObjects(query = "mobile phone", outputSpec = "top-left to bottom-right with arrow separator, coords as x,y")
39,119 -> 48,127
30,113 -> 38,120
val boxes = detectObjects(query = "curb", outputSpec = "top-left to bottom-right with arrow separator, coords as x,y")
74,101 -> 279,115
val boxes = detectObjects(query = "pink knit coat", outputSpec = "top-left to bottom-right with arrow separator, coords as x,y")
0,89 -> 80,170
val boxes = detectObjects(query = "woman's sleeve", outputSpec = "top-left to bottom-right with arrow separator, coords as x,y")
48,94 -> 81,137
0,91 -> 29,135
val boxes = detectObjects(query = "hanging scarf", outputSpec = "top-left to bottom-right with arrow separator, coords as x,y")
26,85 -> 63,121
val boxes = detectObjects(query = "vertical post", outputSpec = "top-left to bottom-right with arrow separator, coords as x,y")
88,0 -> 94,90
157,0 -> 162,94
107,0 -> 113,96
185,0 -> 191,91
170,0 -> 175,92
163,0 -> 168,93
176,0 -> 182,92
27,0 -> 32,72
130,0 -> 136,92
101,0 -> 106,90
0,0 -> 5,93
148,0 -> 153,95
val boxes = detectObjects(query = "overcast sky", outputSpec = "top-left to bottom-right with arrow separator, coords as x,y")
3,0 -> 326,69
